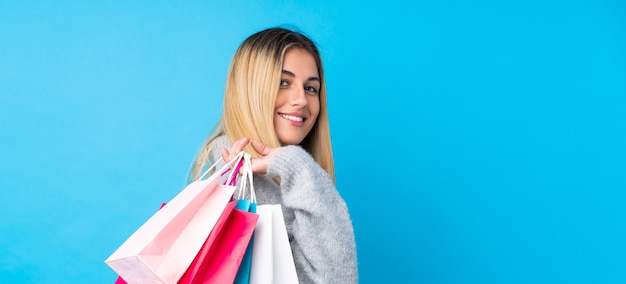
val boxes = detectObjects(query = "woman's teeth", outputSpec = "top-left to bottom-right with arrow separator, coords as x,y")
280,114 -> 304,122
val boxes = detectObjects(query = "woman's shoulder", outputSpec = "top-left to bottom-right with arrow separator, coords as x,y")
212,135 -> 231,148
207,135 -> 231,161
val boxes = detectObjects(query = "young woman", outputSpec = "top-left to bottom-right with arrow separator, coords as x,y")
191,27 -> 358,284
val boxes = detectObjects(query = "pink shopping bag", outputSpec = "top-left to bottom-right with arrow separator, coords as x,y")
115,203 -> 168,284
178,199 -> 258,284
177,200 -> 237,283
105,153 -> 244,284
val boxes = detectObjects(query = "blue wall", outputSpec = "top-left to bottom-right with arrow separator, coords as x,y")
1,1 -> 624,283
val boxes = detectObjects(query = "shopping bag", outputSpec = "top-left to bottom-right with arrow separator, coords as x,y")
178,152 -> 259,284
177,200 -> 238,283
234,154 -> 257,284
115,203 -> 168,284
249,204 -> 299,284
105,152 -> 245,284
194,200 -> 258,283
113,200 -> 237,284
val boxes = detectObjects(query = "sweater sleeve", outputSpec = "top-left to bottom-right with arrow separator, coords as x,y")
267,145 -> 358,284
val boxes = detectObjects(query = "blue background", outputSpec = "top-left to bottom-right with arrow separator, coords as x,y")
1,1 -> 625,283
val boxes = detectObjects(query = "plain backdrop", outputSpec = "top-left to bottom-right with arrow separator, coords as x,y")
1,1 -> 625,283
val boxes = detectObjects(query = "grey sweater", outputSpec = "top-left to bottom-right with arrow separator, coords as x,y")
208,136 -> 358,284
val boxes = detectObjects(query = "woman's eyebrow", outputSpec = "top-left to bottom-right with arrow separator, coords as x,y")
282,70 -> 296,77
282,69 -> 320,82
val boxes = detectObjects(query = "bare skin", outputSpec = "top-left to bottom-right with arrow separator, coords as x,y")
220,137 -> 281,174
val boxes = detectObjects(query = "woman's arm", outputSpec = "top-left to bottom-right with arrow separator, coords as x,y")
267,145 -> 358,284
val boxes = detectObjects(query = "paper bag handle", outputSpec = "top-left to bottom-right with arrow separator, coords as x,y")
197,150 -> 245,182
236,153 -> 256,203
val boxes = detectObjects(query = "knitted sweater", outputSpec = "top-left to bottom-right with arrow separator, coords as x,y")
208,136 -> 358,284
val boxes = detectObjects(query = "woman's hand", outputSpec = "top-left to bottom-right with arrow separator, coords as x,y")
220,137 -> 250,166
248,139 -> 281,174
221,137 -> 282,174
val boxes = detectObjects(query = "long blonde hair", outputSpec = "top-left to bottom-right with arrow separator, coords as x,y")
191,27 -> 335,182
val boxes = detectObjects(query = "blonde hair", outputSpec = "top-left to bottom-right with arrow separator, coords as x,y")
191,27 -> 335,182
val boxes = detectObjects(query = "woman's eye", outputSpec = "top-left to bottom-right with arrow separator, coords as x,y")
305,86 -> 318,93
280,80 -> 289,86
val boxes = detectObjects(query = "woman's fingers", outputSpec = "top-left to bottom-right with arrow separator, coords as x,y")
222,138 -> 283,174
232,137 -> 250,155
222,137 -> 251,164
249,139 -> 284,174
251,139 -> 271,156
229,137 -> 250,160
220,147 -> 230,163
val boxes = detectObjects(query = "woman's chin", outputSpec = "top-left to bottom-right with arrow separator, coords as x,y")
278,136 -> 304,146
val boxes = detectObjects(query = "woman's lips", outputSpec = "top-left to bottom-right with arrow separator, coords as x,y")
279,112 -> 306,126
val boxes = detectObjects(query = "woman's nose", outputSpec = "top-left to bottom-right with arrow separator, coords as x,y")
289,86 -> 307,106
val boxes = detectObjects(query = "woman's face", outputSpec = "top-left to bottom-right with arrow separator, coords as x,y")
274,48 -> 320,145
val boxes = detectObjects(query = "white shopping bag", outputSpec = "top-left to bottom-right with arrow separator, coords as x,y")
249,204 -> 299,284
105,152 -> 244,284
